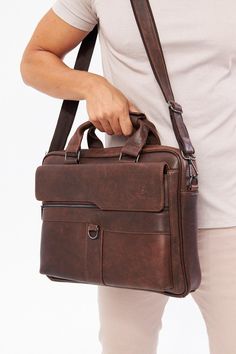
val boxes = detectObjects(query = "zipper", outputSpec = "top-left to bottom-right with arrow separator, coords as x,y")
41,202 -> 98,218
41,201 -> 169,219
42,202 -> 98,208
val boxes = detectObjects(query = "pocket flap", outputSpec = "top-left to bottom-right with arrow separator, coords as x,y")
35,161 -> 168,212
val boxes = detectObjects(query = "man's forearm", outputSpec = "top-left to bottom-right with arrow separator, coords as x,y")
20,49 -> 99,101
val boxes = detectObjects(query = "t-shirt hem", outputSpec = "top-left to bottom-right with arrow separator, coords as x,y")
197,220 -> 236,230
51,2 -> 96,32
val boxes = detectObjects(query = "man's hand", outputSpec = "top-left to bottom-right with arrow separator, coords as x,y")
85,74 -> 140,136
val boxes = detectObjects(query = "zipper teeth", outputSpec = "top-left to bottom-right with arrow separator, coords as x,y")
42,203 -> 98,208
42,203 -> 169,211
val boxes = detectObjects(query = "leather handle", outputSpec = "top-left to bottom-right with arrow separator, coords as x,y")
65,112 -> 160,155
121,115 -> 161,157
87,126 -> 104,148
87,113 -> 161,150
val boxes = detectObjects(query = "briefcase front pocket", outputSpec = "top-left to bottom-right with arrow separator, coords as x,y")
40,220 -> 89,282
40,204 -> 173,291
102,229 -> 173,291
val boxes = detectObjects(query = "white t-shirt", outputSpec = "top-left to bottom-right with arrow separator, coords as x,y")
52,0 -> 236,229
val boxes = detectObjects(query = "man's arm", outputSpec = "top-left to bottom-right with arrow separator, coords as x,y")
20,8 -> 98,101
20,9 -> 136,135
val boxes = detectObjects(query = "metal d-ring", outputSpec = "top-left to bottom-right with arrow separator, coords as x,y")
64,150 -> 81,163
88,224 -> 100,240
119,152 -> 141,163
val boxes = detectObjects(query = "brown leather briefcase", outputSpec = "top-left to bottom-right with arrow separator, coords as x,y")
35,0 -> 201,297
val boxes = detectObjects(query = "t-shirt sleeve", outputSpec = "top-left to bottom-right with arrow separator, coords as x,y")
51,0 -> 98,32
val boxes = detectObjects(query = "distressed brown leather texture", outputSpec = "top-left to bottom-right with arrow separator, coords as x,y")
35,0 -> 202,297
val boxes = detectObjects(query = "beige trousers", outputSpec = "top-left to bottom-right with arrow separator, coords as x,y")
97,226 -> 236,354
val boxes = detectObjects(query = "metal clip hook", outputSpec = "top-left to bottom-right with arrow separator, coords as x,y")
181,151 -> 198,189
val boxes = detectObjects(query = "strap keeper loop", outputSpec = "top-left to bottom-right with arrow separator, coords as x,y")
167,100 -> 183,114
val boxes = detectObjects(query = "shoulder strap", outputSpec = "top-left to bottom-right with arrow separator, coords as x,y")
48,0 -> 195,156
48,26 -> 98,152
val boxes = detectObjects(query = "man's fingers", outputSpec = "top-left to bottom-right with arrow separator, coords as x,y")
119,113 -> 134,136
90,119 -> 105,132
89,100 -> 141,136
119,101 -> 141,136
109,117 -> 123,135
99,118 -> 114,135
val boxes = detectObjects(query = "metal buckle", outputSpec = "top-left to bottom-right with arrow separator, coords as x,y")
64,150 -> 81,163
167,100 -> 183,114
119,152 -> 141,163
180,150 -> 196,161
